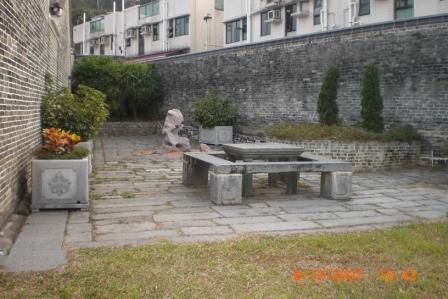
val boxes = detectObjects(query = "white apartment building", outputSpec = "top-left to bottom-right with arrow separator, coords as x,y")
223,0 -> 448,46
73,0 -> 224,59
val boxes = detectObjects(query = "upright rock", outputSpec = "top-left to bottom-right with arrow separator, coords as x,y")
162,109 -> 191,152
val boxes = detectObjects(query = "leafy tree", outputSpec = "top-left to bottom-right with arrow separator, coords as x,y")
317,66 -> 339,126
361,64 -> 384,133
72,56 -> 123,116
120,63 -> 162,120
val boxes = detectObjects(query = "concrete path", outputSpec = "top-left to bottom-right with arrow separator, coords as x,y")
0,211 -> 67,272
65,136 -> 448,248
1,136 -> 447,272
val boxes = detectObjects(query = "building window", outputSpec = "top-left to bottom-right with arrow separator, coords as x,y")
261,11 -> 271,36
285,4 -> 297,33
90,19 -> 104,33
74,43 -> 83,55
153,23 -> 159,41
100,44 -> 105,55
138,31 -> 145,56
395,0 -> 414,19
168,19 -> 174,38
224,17 -> 247,44
175,16 -> 189,36
139,1 -> 160,19
90,46 -> 94,55
359,0 -> 370,16
215,0 -> 224,11
126,38 -> 131,47
313,0 -> 322,25
242,18 -> 247,41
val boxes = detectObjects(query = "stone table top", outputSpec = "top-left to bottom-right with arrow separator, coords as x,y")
222,143 -> 304,160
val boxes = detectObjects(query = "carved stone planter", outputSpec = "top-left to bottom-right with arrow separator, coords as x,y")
199,126 -> 233,145
32,158 -> 89,211
76,140 -> 93,174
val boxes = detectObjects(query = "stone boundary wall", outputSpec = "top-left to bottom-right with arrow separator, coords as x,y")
266,138 -> 421,172
0,1 -> 71,227
152,14 -> 448,147
99,121 -> 162,136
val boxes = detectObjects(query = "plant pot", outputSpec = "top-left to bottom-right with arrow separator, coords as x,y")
76,140 -> 93,174
199,126 -> 233,145
32,158 -> 89,212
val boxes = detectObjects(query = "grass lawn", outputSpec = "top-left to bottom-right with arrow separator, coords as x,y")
1,221 -> 447,298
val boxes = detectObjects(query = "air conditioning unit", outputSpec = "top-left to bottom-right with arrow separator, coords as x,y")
291,1 -> 310,17
125,28 -> 137,38
99,36 -> 109,44
140,25 -> 152,35
266,9 -> 282,23
264,0 -> 282,8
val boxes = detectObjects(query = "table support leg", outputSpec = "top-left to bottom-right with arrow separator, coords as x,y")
285,172 -> 299,195
210,172 -> 242,205
320,172 -> 352,200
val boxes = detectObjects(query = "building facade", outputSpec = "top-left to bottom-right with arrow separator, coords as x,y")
0,0 -> 72,227
73,0 -> 224,59
223,0 -> 448,46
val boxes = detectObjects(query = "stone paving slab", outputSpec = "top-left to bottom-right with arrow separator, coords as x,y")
0,211 -> 67,272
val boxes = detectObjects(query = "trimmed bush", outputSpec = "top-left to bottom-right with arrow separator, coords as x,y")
317,66 -> 339,126
361,64 -> 384,133
42,85 -> 109,141
192,90 -> 236,128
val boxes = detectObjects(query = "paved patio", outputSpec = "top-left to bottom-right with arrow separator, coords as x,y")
64,136 -> 448,248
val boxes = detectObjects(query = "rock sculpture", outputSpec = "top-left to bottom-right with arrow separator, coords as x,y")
162,109 -> 191,152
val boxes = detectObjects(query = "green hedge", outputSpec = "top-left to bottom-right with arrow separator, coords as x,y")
72,56 -> 162,119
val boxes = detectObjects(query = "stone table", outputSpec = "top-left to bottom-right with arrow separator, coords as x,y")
222,143 -> 305,196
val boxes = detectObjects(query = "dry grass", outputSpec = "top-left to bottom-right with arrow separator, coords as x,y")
266,123 -> 422,143
1,221 -> 447,298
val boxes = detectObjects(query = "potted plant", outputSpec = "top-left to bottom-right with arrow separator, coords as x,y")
192,90 -> 236,145
41,82 -> 109,173
32,128 -> 89,211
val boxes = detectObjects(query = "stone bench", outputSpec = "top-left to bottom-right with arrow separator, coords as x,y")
183,151 -> 352,205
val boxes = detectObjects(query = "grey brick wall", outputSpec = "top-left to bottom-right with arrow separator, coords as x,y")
266,138 -> 421,172
0,1 -> 71,226
153,15 -> 448,148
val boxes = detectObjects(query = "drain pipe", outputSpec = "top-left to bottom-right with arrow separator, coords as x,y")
82,12 -> 86,55
122,0 -> 125,57
246,0 -> 251,43
113,1 -> 116,55
321,0 -> 328,31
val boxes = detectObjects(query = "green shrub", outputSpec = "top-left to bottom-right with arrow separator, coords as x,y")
72,56 -> 162,119
265,123 -> 423,143
317,66 -> 339,126
361,64 -> 384,133
120,63 -> 162,120
42,85 -> 109,141
192,90 -> 236,128
383,125 -> 422,142
36,147 -> 89,160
